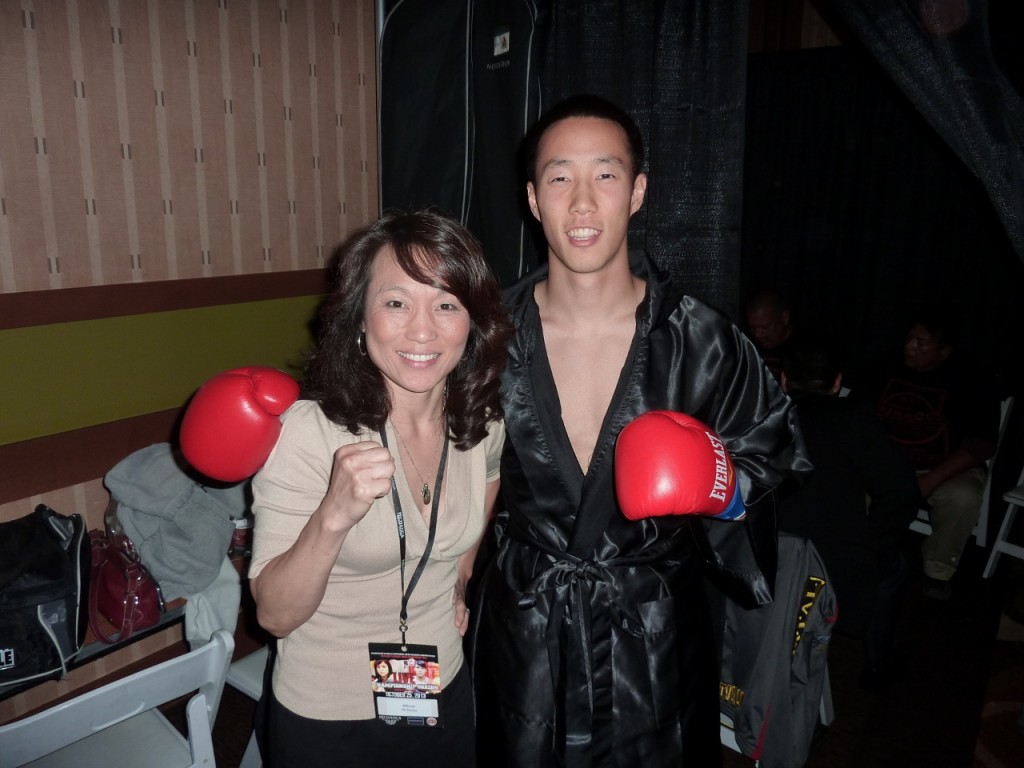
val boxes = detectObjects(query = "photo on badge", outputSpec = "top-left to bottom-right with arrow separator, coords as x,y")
368,642 -> 443,727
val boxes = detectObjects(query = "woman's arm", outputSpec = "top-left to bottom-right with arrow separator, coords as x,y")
251,441 -> 394,637
452,478 -> 500,636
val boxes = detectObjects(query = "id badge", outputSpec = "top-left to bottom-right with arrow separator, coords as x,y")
368,642 -> 443,727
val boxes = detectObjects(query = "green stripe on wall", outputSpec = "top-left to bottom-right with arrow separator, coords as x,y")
0,295 -> 322,445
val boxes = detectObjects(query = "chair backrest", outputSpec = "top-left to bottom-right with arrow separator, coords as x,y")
0,629 -> 234,767
978,398 -> 1016,518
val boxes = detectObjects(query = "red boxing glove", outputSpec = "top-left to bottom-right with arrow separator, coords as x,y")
615,410 -> 745,521
179,366 -> 300,482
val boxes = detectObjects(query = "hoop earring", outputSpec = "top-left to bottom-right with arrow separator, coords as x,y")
357,331 -> 367,356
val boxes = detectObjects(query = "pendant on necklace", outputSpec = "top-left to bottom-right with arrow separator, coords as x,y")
421,483 -> 431,505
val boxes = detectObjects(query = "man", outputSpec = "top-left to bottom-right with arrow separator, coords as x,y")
744,288 -> 796,381
859,310 -> 1000,599
776,344 -> 920,690
412,660 -> 437,693
472,95 -> 810,767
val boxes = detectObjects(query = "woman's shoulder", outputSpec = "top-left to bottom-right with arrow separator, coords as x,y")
280,398 -> 329,432
473,416 -> 506,468
283,397 -> 320,417
281,399 -> 369,444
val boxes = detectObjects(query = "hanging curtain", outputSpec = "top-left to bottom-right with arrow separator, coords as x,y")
378,0 -> 546,288
538,0 -> 751,315
822,0 -> 1024,264
378,0 -> 473,221
465,0 -> 547,287
741,45 -> 1024,391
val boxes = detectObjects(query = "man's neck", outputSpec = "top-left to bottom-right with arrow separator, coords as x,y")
537,254 -> 644,327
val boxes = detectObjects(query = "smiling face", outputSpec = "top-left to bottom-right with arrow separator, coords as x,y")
362,246 -> 470,406
526,116 -> 647,278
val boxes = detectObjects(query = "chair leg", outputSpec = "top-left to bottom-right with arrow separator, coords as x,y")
238,730 -> 261,768
983,502 -> 1020,578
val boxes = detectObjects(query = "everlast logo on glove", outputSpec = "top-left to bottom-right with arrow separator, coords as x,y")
615,410 -> 746,521
705,431 -> 732,503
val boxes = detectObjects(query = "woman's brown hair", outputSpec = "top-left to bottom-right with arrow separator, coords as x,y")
303,209 -> 512,450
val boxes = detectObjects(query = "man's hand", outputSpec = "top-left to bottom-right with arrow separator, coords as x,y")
452,578 -> 470,637
615,410 -> 746,521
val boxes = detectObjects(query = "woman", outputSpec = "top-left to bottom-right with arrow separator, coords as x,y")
248,209 -> 511,767
371,659 -> 393,692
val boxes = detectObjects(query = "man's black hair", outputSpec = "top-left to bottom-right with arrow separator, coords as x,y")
745,287 -> 791,315
522,94 -> 645,183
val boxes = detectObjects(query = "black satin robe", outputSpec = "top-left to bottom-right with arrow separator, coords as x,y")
472,252 -> 811,768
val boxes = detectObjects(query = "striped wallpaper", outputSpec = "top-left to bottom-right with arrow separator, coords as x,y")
0,0 -> 378,292
0,0 -> 378,721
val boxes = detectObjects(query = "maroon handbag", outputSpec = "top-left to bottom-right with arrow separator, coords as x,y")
88,528 -> 165,644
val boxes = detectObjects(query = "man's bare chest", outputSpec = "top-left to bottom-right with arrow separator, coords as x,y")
544,330 -> 633,472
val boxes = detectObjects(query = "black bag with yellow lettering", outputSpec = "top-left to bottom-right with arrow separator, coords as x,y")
718,533 -> 837,768
0,504 -> 89,691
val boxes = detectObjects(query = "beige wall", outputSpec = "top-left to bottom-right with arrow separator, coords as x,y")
0,0 -> 377,291
0,0 -> 378,722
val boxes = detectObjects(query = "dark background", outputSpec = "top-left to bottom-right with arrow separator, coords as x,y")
741,40 -> 1024,396
379,0 -> 1024,398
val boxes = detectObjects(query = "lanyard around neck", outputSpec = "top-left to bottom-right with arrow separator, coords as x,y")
379,424 -> 449,649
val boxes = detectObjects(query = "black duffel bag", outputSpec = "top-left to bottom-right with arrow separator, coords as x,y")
0,504 -> 89,690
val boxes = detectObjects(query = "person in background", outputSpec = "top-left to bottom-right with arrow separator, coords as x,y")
247,210 -> 512,767
777,342 -> 920,690
857,307 -> 1000,600
471,94 -> 810,767
745,288 -> 797,381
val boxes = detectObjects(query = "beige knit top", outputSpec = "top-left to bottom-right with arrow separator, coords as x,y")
249,399 -> 503,721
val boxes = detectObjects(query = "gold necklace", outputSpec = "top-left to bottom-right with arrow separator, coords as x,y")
391,419 -> 443,505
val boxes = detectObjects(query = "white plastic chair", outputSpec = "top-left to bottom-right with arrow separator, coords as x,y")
0,629 -> 234,768
224,645 -> 269,768
982,465 -> 1024,578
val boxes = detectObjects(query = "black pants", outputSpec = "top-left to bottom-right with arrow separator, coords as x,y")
264,663 -> 475,768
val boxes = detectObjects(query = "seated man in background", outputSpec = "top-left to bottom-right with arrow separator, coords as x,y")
857,308 -> 1000,600
778,343 -> 921,690
745,288 -> 797,381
